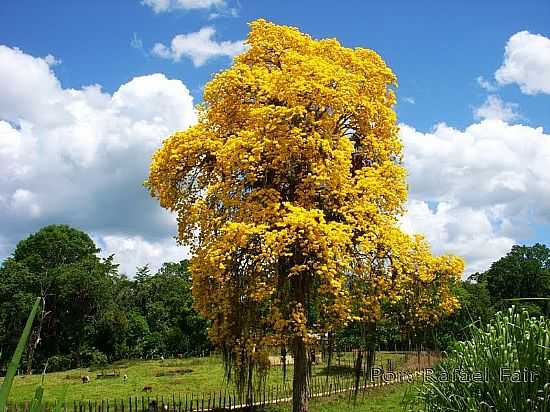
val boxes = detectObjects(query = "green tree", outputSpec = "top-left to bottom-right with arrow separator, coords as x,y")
133,261 -> 210,357
431,280 -> 493,350
0,260 -> 37,366
13,225 -> 98,272
0,225 -> 118,371
52,255 -> 118,365
480,244 -> 550,315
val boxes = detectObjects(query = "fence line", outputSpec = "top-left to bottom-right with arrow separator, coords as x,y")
5,367 -> 429,412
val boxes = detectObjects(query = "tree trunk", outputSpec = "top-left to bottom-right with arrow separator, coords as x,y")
366,346 -> 376,380
353,348 -> 363,399
292,336 -> 308,412
365,323 -> 377,382
281,346 -> 287,382
246,358 -> 253,407
25,331 -> 37,375
75,349 -> 81,369
326,331 -> 334,378
25,298 -> 46,375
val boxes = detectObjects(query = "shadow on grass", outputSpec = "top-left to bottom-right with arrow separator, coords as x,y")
315,365 -> 355,377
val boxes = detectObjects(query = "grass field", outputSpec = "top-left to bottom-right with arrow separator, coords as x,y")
264,383 -> 412,412
0,353 -> 410,404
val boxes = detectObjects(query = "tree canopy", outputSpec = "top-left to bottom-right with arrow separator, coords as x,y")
478,243 -> 550,315
0,225 -> 210,372
148,19 -> 463,412
13,224 -> 99,273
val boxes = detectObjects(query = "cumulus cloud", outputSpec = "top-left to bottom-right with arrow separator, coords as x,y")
401,201 -> 515,274
495,31 -> 550,95
402,96 -> 416,104
3,40 -> 549,279
152,27 -> 245,66
473,95 -> 520,122
10,189 -> 42,218
400,119 -> 550,274
0,44 -> 196,276
476,75 -> 497,92
142,0 -> 225,13
95,234 -> 189,275
44,54 -> 61,66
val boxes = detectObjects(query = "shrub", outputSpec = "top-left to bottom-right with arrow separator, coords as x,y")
407,307 -> 550,411
80,349 -> 108,368
47,355 -> 72,372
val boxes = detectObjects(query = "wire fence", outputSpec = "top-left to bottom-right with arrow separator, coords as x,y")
4,351 -> 436,412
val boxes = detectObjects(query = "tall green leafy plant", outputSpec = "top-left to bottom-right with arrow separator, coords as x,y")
0,297 -> 41,412
407,307 -> 550,411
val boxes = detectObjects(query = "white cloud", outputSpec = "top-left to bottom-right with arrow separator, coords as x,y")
3,40 -> 549,279
402,96 -> 415,104
476,75 -> 497,92
208,7 -> 238,20
495,31 -> 550,95
473,95 -> 520,122
44,54 -> 61,66
130,33 -> 144,50
401,201 -> 515,274
0,46 -> 67,127
143,0 -> 225,13
152,27 -> 245,66
400,119 -> 550,274
10,189 -> 41,218
0,44 -> 196,274
95,234 -> 189,276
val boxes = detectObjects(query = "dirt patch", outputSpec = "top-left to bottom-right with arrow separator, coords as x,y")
155,368 -> 194,377
64,374 -> 83,380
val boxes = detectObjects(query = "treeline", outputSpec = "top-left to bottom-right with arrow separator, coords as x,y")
337,243 -> 550,352
2,224 -> 550,373
435,243 -> 550,348
0,225 -> 210,373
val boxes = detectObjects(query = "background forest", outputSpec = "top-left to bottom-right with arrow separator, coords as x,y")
2,224 -> 548,374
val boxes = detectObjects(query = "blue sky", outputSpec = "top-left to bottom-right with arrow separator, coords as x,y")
0,0 -> 549,275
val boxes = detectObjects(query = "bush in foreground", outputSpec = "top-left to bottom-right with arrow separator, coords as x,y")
407,307 -> 550,411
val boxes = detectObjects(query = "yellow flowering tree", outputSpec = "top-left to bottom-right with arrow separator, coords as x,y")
147,19 -> 463,412
345,229 -> 463,389
392,235 -> 463,329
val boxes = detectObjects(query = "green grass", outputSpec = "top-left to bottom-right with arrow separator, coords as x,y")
2,356 -> 232,403
0,353 -> 408,404
263,382 -> 412,412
